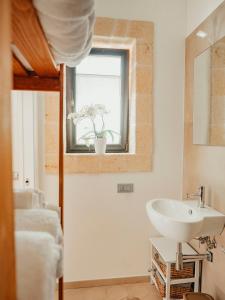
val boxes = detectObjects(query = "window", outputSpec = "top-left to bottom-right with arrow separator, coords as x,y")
66,48 -> 129,153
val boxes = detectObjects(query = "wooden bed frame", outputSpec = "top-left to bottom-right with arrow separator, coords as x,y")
0,0 -> 64,299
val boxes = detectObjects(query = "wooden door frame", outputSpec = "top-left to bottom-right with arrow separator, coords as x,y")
0,0 -> 17,299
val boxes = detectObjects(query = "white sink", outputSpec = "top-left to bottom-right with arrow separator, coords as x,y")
146,199 -> 225,242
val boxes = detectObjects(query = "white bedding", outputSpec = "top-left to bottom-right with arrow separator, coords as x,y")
33,0 -> 95,67
16,231 -> 62,300
15,190 -> 63,300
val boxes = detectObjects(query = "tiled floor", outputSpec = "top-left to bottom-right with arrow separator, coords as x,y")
62,282 -> 161,300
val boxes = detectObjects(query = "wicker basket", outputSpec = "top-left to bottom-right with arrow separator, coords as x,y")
153,248 -> 195,279
184,293 -> 214,300
155,271 -> 193,299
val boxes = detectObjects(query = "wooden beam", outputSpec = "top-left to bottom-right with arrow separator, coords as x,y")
13,76 -> 60,91
0,0 -> 17,299
12,0 -> 59,77
13,56 -> 28,76
58,64 -> 64,300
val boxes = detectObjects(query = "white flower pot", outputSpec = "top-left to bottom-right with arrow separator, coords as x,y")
94,137 -> 107,155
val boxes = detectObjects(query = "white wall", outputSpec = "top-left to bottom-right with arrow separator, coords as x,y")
186,0 -> 224,36
12,91 -> 37,190
42,0 -> 186,282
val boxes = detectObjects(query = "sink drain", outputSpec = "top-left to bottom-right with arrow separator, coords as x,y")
188,209 -> 193,215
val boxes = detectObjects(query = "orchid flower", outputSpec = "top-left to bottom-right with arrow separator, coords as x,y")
67,104 -> 119,145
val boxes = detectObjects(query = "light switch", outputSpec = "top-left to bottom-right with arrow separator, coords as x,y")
117,183 -> 134,193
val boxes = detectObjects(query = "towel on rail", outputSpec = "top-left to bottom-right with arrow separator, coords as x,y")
15,209 -> 63,244
14,189 -> 46,209
33,0 -> 95,67
16,231 -> 62,300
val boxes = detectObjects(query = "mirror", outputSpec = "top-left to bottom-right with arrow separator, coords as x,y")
193,36 -> 225,146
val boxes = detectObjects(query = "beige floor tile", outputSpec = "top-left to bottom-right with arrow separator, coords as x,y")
61,282 -> 161,300
105,285 -> 128,300
83,286 -> 107,300
126,283 -> 153,298
63,288 -> 85,300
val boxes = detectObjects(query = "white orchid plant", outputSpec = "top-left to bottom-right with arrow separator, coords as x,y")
67,104 -> 118,146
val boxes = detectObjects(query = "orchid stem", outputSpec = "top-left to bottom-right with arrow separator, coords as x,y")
91,118 -> 97,137
101,115 -> 105,133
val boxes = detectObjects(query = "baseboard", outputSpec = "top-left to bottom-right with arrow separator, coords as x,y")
64,275 -> 150,289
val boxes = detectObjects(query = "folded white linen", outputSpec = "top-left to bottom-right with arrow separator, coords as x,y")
14,189 -> 39,209
46,203 -> 61,217
15,209 -> 63,244
33,0 -> 95,67
16,231 -> 62,300
14,189 -> 46,209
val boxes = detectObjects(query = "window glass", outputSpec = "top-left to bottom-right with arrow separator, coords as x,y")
66,48 -> 129,153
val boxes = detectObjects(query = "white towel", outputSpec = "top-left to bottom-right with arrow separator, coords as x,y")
15,209 -> 63,244
16,231 -> 62,300
14,189 -> 46,209
33,0 -> 95,67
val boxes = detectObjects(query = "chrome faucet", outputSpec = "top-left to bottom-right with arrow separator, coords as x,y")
189,185 -> 206,208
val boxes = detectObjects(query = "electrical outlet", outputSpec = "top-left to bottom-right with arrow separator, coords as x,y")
117,183 -> 134,193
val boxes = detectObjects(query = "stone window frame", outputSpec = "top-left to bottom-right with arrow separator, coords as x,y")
45,17 -> 153,173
